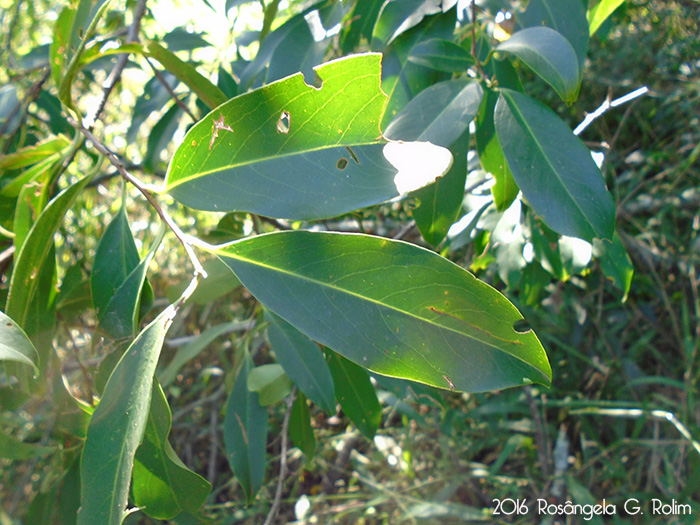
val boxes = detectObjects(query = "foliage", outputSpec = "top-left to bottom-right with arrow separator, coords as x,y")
1,0 -> 698,523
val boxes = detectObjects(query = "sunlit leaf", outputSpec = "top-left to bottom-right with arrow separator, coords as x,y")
587,0 -> 625,36
212,230 -> 552,392
0,311 -> 40,374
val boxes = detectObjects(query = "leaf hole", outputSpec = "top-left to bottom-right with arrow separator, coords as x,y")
337,158 -> 348,170
277,110 -> 291,134
513,319 -> 532,334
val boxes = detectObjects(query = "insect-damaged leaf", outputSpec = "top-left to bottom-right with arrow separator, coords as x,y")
212,231 -> 552,393
164,53 -> 452,220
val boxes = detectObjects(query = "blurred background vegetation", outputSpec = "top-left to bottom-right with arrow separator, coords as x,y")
1,0 -> 699,522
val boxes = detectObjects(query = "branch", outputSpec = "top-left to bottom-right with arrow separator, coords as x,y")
145,57 -> 197,122
263,387 -> 296,525
69,118 -> 207,282
82,0 -> 149,129
573,86 -> 649,136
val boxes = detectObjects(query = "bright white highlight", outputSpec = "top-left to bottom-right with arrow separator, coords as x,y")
383,141 -> 453,195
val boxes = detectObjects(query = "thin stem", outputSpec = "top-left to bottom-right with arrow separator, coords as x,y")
263,386 -> 296,525
69,118 -> 207,280
146,57 -> 197,122
470,0 -> 486,81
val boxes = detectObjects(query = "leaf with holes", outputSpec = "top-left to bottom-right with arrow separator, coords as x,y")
211,230 -> 551,393
165,53 -> 452,220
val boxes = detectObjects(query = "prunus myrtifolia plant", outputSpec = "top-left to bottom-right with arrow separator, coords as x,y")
0,0 -> 633,521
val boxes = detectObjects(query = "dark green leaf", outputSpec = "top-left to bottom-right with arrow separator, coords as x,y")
0,310 -> 40,373
265,310 -> 336,413
145,101 -> 184,171
380,9 -> 455,128
408,38 -> 473,72
372,0 -> 456,50
165,53 -> 452,220
213,231 -> 552,392
495,89 -> 615,241
519,0 -> 589,74
327,350 -> 381,439
224,351 -> 268,505
127,73 -> 179,143
132,380 -> 211,519
497,27 -> 581,104
342,0 -> 384,52
78,308 -> 174,525
476,86 -> 519,211
289,392 -> 316,459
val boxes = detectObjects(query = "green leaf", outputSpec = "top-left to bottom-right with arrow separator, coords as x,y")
132,380 -> 211,519
380,9 -> 455,128
385,80 -> 482,246
144,41 -> 228,109
165,53 -> 452,220
385,80 -> 482,147
1,154 -> 60,200
213,230 -> 552,392
127,73 -> 179,143
94,222 -> 163,341
0,430 -> 53,460
372,0 -> 454,50
587,0 -> 625,36
495,89 -> 615,241
408,38 -> 473,72
341,0 -> 384,52
0,84 -> 21,136
6,174 -> 93,368
145,101 -> 184,171
159,320 -> 247,387
91,202 -> 139,318
289,392 -> 316,459
247,364 -> 293,406
476,86 -> 519,212
519,0 -> 589,74
327,350 -> 381,439
78,307 -> 175,525
224,351 -> 268,505
50,1 -> 96,87
0,310 -> 40,373
162,27 -> 211,52
594,232 -> 633,301
497,27 -> 581,104
0,135 -> 70,172
265,310 -> 336,413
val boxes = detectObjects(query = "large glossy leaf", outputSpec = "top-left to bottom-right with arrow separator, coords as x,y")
497,27 -> 581,104
327,350 -> 381,439
0,311 -> 40,373
165,53 -> 452,220
495,89 -> 615,241
519,0 -> 589,74
78,307 -> 174,525
212,230 -> 552,392
224,351 -> 268,505
372,0 -> 457,49
476,86 -> 519,212
132,380 -> 211,519
266,310 -> 336,413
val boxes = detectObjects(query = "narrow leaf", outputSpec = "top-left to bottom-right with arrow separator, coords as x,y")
132,380 -> 211,519
495,89 -> 615,241
0,310 -> 40,373
0,430 -> 53,460
212,230 -> 552,393
165,53 -> 452,220
224,351 -> 268,505
78,307 -> 175,525
289,393 -> 316,459
327,350 -> 381,439
266,310 -> 336,413
342,0 -> 384,52
594,232 -> 633,301
476,86 -> 519,211
497,27 -> 581,104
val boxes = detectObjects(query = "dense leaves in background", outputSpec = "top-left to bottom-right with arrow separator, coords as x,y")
2,0 -> 698,523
